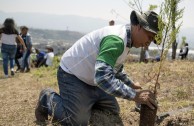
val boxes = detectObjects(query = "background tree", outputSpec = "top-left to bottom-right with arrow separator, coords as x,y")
171,0 -> 184,60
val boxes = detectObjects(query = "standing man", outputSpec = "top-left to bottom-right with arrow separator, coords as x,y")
20,26 -> 32,72
35,10 -> 159,125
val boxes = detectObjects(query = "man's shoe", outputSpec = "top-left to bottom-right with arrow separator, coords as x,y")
11,70 -> 15,76
16,68 -> 20,72
4,75 -> 9,78
25,68 -> 30,73
20,69 -> 25,73
35,89 -> 49,123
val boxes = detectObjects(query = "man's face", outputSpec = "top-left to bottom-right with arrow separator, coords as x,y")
132,25 -> 155,48
21,29 -> 27,35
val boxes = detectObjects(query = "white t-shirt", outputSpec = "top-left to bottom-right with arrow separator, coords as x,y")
44,52 -> 54,66
1,33 -> 17,45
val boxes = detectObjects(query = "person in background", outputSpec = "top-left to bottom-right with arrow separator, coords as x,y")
35,10 -> 159,125
33,48 -> 46,68
155,55 -> 160,62
20,26 -> 32,72
38,46 -> 54,67
15,38 -> 23,71
144,46 -> 151,63
44,46 -> 54,67
0,18 -> 26,78
109,20 -> 115,26
179,43 -> 189,60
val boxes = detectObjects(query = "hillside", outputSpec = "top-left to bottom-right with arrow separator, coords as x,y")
0,11 -> 114,33
30,28 -> 84,43
0,24 -> 84,55
28,28 -> 84,55
29,28 -> 84,55
0,59 -> 194,125
1,11 -> 194,49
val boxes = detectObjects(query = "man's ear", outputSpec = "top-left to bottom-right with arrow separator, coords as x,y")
137,24 -> 141,31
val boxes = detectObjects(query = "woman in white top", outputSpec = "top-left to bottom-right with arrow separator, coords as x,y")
0,18 -> 26,78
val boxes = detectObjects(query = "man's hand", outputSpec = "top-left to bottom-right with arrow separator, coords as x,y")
23,46 -> 27,51
132,90 -> 157,109
130,82 -> 142,89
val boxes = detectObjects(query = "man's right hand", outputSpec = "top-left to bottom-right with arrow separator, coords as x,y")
132,90 -> 157,109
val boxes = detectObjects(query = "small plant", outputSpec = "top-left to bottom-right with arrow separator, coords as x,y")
154,0 -> 184,95
139,0 -> 184,125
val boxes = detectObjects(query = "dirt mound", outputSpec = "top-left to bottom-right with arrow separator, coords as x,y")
159,114 -> 193,126
89,108 -> 194,126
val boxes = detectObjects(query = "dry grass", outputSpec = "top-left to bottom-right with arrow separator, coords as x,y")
0,64 -> 58,125
0,60 -> 194,125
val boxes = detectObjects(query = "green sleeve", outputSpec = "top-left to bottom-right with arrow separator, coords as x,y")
97,35 -> 124,67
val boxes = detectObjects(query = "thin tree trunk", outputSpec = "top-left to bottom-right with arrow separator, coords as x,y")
172,39 -> 177,60
171,0 -> 177,60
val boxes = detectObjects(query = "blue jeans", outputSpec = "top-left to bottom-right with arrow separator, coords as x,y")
1,43 -> 16,75
39,66 -> 119,126
21,49 -> 31,70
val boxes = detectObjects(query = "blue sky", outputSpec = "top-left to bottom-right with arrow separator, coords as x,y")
0,0 -> 193,28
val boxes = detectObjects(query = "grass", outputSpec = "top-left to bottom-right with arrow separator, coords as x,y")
0,58 -> 194,125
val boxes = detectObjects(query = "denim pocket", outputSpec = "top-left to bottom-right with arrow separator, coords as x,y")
1,44 -> 16,58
